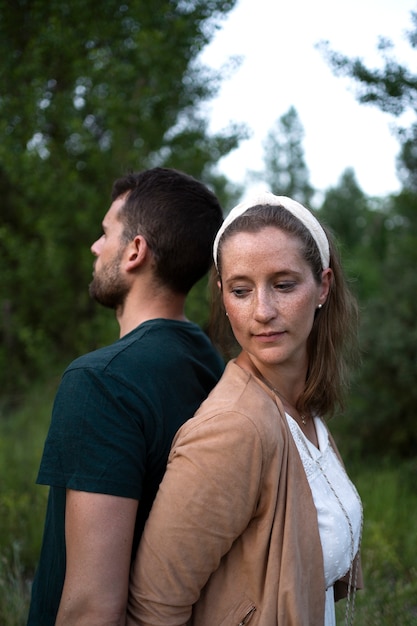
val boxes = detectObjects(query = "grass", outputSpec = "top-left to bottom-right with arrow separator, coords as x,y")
1,376 -> 416,625
335,459 -> 417,624
0,543 -> 32,626
0,376 -> 55,625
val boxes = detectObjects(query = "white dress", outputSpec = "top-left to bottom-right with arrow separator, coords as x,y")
286,414 -> 362,626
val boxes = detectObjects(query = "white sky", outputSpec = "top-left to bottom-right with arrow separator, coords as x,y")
200,0 -> 417,197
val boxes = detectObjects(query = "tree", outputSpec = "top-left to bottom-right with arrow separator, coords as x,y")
257,106 -> 314,206
320,169 -> 368,248
317,12 -> 417,459
339,189 -> 417,459
317,11 -> 417,191
319,168 -> 389,300
0,0 -> 243,393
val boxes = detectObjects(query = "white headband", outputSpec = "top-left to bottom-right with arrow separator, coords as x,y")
213,192 -> 330,270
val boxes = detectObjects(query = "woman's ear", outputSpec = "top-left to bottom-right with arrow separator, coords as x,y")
319,268 -> 332,305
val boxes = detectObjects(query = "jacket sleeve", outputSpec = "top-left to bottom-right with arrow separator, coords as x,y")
127,410 -> 265,626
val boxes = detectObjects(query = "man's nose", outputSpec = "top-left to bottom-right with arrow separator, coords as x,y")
90,236 -> 103,256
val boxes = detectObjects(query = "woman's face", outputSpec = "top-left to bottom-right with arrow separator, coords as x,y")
220,226 -> 331,374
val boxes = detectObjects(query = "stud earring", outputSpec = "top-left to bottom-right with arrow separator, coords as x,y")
317,304 -> 323,309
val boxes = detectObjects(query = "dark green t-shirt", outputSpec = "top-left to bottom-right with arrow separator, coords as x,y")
27,319 -> 224,625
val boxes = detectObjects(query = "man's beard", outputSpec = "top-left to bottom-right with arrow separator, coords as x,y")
89,256 -> 130,310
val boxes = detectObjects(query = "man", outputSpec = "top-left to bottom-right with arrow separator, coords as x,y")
27,167 -> 225,625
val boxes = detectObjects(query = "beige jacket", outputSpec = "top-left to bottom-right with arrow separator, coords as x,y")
128,361 -> 362,626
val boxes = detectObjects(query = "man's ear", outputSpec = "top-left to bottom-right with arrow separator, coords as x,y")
125,235 -> 149,271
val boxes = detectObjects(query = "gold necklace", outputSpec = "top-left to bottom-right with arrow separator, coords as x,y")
253,366 -> 309,426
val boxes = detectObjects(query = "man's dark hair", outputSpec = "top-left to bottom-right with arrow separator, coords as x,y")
112,167 -> 223,294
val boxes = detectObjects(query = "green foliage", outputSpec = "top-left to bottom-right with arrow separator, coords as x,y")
255,106 -> 314,206
334,460 -> 417,625
185,276 -> 212,331
0,0 -> 243,394
317,8 -> 417,459
0,377 -> 55,625
319,168 -> 390,300
0,379 -> 53,568
320,169 -> 373,249
320,174 -> 417,459
350,190 -> 417,458
0,543 -> 32,626
318,10 -> 417,193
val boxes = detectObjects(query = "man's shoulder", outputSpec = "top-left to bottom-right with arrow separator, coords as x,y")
65,319 -> 221,378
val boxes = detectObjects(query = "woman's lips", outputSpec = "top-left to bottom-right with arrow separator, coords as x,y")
254,331 -> 285,343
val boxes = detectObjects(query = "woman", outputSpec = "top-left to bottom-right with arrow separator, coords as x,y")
127,193 -> 363,626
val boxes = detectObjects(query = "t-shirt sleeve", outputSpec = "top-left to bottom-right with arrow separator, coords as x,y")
37,366 -> 149,500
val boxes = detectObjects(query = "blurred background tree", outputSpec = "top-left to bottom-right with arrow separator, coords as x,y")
0,1 -> 416,458
248,8 -> 417,461
316,11 -> 417,460
252,105 -> 315,206
0,0 -> 244,395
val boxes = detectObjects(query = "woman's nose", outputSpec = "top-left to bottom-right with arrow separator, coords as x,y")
254,292 -> 277,322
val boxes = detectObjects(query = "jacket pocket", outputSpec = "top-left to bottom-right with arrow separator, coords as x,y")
218,596 -> 257,626
238,604 -> 256,625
